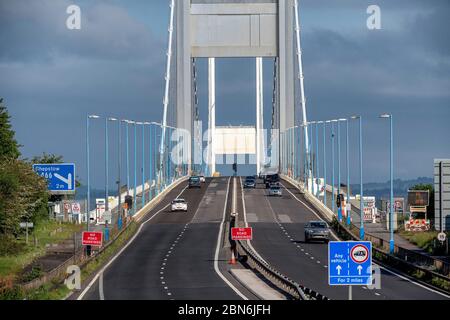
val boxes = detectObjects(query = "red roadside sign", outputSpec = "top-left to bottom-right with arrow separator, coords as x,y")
232,227 -> 253,241
82,231 -> 103,247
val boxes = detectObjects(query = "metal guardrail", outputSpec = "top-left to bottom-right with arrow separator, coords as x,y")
333,221 -> 450,292
236,240 -> 329,300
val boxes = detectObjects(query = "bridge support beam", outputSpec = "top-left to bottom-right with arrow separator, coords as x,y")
208,58 -> 216,177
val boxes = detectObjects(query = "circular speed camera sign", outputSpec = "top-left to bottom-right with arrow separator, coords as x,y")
350,244 -> 369,264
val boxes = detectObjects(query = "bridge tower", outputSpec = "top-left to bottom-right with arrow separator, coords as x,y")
161,0 -> 309,177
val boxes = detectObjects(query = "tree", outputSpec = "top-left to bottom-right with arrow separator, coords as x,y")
0,99 -> 20,160
30,152 -> 64,164
410,184 -> 435,224
0,159 -> 48,236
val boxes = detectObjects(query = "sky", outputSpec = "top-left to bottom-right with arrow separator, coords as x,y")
1,0 -> 449,189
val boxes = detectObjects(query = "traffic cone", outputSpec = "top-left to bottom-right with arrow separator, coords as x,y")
228,248 -> 237,265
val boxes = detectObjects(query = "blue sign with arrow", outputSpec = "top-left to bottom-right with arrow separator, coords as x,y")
33,163 -> 76,194
328,241 -> 372,286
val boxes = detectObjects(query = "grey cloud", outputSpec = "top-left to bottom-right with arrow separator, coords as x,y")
0,0 -> 163,63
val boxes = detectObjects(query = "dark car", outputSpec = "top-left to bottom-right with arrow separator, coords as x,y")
188,176 -> 201,188
304,221 -> 330,243
265,174 -> 280,188
244,176 -> 256,188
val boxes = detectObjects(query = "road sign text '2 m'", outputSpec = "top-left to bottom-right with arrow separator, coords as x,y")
232,228 -> 253,241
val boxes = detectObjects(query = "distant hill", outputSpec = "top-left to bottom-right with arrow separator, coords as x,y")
351,177 -> 434,201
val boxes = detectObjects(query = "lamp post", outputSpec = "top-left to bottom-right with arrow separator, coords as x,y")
331,120 -> 337,214
86,115 -> 100,231
133,121 -> 137,215
122,120 -> 131,196
324,121 -> 331,207
309,122 -> 316,195
351,116 -> 364,239
380,113 -> 395,254
142,122 -> 150,208
148,122 -> 153,201
117,118 -> 123,230
105,118 -> 118,213
344,118 -> 350,226
337,119 -> 342,221
315,121 -> 320,198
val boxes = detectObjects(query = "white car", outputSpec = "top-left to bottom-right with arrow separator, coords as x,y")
199,176 -> 206,183
171,199 -> 188,212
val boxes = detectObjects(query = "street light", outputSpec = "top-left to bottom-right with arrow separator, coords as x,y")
140,122 -> 148,209
105,118 -> 118,213
338,119 -> 350,226
324,121 -> 331,208
86,115 -> 100,231
380,113 -> 395,254
351,115 -> 365,239
331,120 -> 338,214
133,121 -> 140,215
122,120 -> 132,197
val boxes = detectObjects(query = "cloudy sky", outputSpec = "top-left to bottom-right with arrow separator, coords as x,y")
1,0 -> 449,188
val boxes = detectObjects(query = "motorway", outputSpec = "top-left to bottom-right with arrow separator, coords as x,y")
77,177 -> 253,300
74,177 -> 449,300
241,178 -> 449,300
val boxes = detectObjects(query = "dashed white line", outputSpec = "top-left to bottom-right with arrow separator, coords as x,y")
77,185 -> 190,300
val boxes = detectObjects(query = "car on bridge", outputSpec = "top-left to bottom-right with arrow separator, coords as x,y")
304,221 -> 330,243
188,176 -> 201,188
171,199 -> 188,212
265,174 -> 280,188
268,184 -> 282,197
244,176 -> 256,188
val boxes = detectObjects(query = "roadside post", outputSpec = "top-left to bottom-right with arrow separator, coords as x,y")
20,222 -> 34,245
82,231 -> 103,257
329,241 -> 372,300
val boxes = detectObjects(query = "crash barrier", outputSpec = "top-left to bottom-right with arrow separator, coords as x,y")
236,240 -> 329,300
18,177 -> 189,294
281,175 -> 450,293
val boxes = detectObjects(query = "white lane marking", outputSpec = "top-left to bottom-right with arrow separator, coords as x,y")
214,177 -> 248,300
240,177 -> 269,265
77,185 -> 189,300
99,273 -> 105,300
376,264 -> 450,299
280,183 -> 340,240
282,180 -> 450,300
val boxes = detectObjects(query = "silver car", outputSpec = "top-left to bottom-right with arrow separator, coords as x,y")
304,221 -> 330,243
268,185 -> 282,197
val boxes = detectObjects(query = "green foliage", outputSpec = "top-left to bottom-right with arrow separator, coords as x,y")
0,99 -> 20,160
20,265 -> 43,283
30,152 -> 64,165
0,235 -> 26,256
0,159 -> 48,236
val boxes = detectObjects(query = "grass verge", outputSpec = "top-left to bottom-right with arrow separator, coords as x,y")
1,221 -> 140,300
0,220 -> 83,279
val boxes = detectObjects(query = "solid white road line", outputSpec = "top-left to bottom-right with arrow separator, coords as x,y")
281,181 -> 450,299
77,185 -> 189,300
239,177 -> 269,265
214,177 -> 248,300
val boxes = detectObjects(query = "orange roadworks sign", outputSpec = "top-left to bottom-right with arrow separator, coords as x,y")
82,231 -> 103,247
232,227 -> 253,241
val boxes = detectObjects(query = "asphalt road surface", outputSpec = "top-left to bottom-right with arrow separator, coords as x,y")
242,178 -> 449,300
79,178 -> 243,300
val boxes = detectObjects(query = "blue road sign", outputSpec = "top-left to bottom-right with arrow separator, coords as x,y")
33,163 -> 76,193
328,241 -> 372,286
